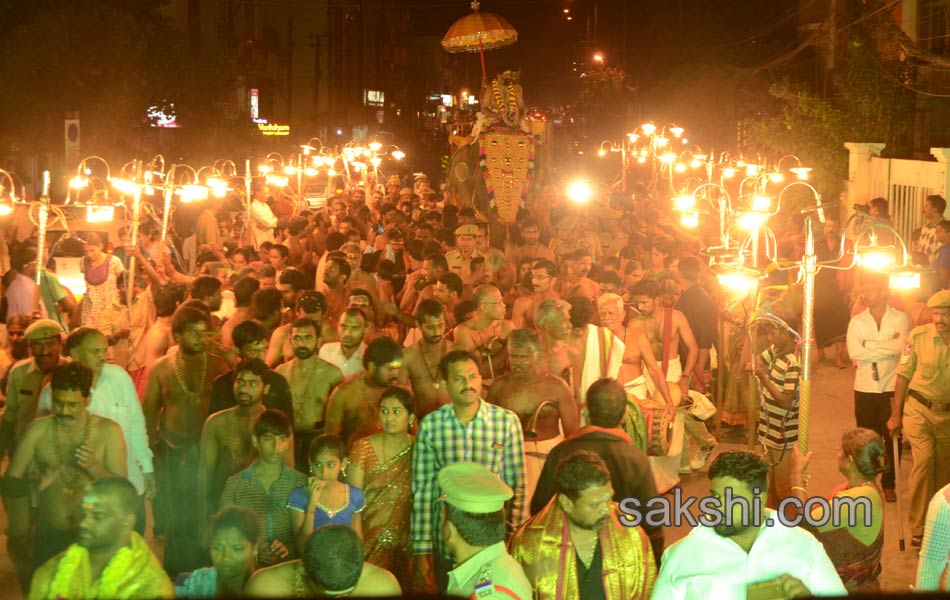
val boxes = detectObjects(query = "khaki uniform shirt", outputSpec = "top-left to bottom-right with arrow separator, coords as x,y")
3,358 -> 63,437
896,324 -> 950,402
446,248 -> 483,280
446,542 -> 532,600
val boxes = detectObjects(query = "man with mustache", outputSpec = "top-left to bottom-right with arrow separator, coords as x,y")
652,452 -> 845,599
410,350 -> 525,594
510,451 -> 656,600
325,336 -> 406,449
511,259 -> 560,329
488,329 -> 578,517
404,300 -> 454,419
0,319 -> 67,461
37,328 -> 155,533
275,318 -> 344,469
2,362 -> 126,592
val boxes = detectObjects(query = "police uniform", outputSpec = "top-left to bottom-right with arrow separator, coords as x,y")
897,289 -> 950,540
446,224 -> 483,280
0,320 -> 65,448
442,463 -> 533,600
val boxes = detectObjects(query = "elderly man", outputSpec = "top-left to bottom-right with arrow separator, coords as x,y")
534,299 -> 581,389
454,284 -> 515,384
510,450 -> 656,600
888,289 -> 950,547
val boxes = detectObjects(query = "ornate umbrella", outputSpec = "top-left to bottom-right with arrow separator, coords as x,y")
442,1 -> 518,79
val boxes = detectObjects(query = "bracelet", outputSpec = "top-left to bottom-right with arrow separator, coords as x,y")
790,486 -> 807,495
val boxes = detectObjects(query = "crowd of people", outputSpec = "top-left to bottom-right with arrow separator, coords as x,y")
0,170 -> 947,599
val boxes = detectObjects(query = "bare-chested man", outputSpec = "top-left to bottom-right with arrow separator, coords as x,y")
454,285 -> 515,386
276,318 -> 344,469
512,259 -> 560,329
267,291 -> 336,369
245,525 -> 401,598
533,299 -> 581,389
143,305 -> 231,575
2,362 -> 126,590
404,300 -> 453,418
142,282 -> 185,372
199,358 -> 281,521
322,256 -> 352,324
487,329 -> 577,519
597,293 -> 673,410
559,249 -> 601,302
325,337 -> 406,450
629,279 -> 698,402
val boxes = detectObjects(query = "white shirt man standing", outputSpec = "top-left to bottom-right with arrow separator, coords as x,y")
846,273 -> 910,502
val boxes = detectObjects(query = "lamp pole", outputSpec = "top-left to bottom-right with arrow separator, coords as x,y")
33,171 -> 50,313
244,159 -> 254,249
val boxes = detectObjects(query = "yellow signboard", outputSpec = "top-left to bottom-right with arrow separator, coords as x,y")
257,122 -> 290,136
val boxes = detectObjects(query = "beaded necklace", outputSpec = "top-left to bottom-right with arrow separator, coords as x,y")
291,359 -> 320,416
174,352 -> 207,400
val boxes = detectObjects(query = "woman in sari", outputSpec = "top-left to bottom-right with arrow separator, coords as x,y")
81,232 -> 125,331
789,427 -> 886,592
346,385 -> 414,589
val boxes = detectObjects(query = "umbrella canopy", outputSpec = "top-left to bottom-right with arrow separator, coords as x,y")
442,1 -> 517,77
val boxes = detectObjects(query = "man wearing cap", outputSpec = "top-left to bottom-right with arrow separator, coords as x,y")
439,463 -> 532,600
510,450 -> 656,600
411,350 -> 525,594
446,224 -> 483,281
0,319 -> 66,459
888,289 -> 950,548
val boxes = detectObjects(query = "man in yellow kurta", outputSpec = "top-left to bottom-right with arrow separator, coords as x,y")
29,477 -> 173,600
510,450 -> 656,600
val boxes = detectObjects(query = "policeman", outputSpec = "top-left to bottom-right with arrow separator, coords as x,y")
446,224 -> 483,280
0,319 -> 66,459
440,463 -> 532,600
888,289 -> 950,547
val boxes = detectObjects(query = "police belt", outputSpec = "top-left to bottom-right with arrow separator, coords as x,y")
909,389 -> 950,412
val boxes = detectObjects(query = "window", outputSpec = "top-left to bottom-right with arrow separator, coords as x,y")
919,0 -> 950,56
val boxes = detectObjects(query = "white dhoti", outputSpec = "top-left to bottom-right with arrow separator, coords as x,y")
523,434 -> 563,522
642,358 -> 687,494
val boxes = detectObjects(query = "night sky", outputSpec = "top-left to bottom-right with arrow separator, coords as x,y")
409,0 -> 801,107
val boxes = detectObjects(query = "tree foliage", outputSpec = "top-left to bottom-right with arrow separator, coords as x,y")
743,34 -> 915,199
574,67 -> 630,139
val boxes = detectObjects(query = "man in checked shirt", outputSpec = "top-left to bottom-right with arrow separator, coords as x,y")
410,350 -> 526,594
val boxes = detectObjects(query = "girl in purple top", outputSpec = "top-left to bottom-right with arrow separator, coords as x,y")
288,434 -> 364,554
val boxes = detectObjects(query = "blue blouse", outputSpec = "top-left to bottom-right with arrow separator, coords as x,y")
288,484 -> 365,531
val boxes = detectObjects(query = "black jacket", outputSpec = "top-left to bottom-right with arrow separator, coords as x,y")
530,427 -> 665,563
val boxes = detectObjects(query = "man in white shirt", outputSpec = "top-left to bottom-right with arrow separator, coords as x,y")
846,273 -> 910,502
6,247 -> 47,321
250,180 -> 277,247
652,451 -> 846,600
318,308 -> 368,378
37,328 -> 154,532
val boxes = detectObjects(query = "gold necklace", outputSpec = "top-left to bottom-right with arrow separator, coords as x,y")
291,359 -> 319,416
53,417 -> 91,494
419,340 -> 446,389
175,352 -> 208,400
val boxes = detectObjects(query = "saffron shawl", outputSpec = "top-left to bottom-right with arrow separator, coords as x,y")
29,532 -> 173,600
509,498 -> 655,600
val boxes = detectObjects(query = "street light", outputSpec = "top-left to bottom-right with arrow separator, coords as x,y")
566,179 -> 594,205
